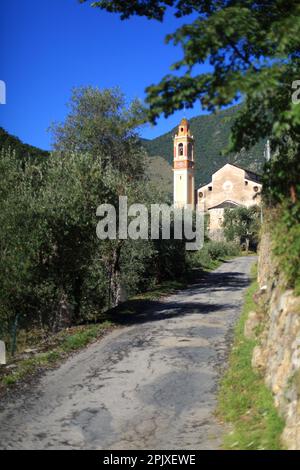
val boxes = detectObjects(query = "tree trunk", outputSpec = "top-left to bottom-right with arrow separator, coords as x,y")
53,291 -> 72,332
10,313 -> 20,357
73,275 -> 83,321
290,184 -> 297,203
110,242 -> 123,308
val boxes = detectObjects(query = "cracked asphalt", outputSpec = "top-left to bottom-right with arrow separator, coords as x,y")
0,256 -> 256,450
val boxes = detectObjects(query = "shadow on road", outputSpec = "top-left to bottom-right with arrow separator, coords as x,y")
102,267 -> 251,327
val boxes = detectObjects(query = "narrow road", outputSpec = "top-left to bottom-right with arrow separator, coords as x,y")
0,257 -> 256,450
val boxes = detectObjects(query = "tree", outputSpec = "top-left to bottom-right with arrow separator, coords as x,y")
0,87 -> 189,354
81,0 -> 300,202
51,86 -> 146,178
223,205 -> 261,252
0,149 -> 43,353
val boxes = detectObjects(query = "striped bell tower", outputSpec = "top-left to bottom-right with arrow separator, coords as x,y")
173,118 -> 195,208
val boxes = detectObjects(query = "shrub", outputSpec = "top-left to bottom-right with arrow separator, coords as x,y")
272,202 -> 300,295
0,88 -> 193,353
223,206 -> 261,251
190,240 -> 240,270
206,241 -> 240,260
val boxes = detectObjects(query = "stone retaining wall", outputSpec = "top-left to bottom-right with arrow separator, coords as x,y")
247,230 -> 300,449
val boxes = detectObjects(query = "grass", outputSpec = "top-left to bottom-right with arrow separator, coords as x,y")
218,265 -> 285,450
2,351 -> 61,386
0,323 -> 114,389
60,322 -> 112,352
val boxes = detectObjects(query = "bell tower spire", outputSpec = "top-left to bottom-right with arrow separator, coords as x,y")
173,118 -> 195,208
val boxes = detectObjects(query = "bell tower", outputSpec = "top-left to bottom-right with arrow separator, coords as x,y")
173,118 -> 195,208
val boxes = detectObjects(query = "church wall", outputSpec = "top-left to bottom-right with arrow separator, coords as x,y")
209,208 -> 225,231
208,208 -> 226,241
197,164 -> 261,212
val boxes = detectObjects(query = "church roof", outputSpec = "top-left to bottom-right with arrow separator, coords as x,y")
180,118 -> 189,127
225,162 -> 262,180
198,162 -> 262,189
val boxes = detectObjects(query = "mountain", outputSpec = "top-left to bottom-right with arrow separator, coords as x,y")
1,105 -> 266,193
0,127 -> 50,162
142,105 -> 266,188
145,155 -> 173,199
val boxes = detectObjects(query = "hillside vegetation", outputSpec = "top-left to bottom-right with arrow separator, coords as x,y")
0,88 -> 189,358
1,106 -> 265,192
145,155 -> 173,198
0,127 -> 49,163
143,105 -> 265,187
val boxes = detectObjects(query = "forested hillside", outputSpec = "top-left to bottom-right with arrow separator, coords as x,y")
1,105 -> 265,192
143,105 -> 265,187
145,155 -> 172,198
0,127 -> 49,162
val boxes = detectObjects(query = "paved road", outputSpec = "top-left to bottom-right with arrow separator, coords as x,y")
0,257 -> 255,450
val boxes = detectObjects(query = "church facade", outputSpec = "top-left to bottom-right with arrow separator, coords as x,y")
173,118 -> 262,237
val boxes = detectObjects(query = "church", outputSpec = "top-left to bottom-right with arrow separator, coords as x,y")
173,118 -> 262,238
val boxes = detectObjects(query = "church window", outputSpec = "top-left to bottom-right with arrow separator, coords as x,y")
178,143 -> 184,156
253,186 -> 259,192
245,180 -> 248,186
188,143 -> 193,159
208,186 -> 212,191
181,127 -> 184,132
199,192 -> 204,198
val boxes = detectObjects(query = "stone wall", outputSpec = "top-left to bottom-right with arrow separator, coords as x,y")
248,230 -> 300,449
208,208 -> 225,241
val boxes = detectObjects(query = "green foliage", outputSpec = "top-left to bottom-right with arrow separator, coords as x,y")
218,274 -> 285,450
51,86 -> 146,178
0,127 -> 49,164
0,148 -> 44,348
83,0 -> 300,203
263,140 -> 300,204
2,352 -> 61,386
61,325 -> 103,352
272,202 -> 300,295
80,0 -> 177,21
0,87 -> 190,353
206,240 -> 240,260
0,323 -> 113,387
144,155 -> 173,198
143,105 -> 265,188
189,240 -> 240,270
223,206 -> 261,251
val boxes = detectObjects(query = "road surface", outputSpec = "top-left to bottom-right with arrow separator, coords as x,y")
0,256 -> 255,450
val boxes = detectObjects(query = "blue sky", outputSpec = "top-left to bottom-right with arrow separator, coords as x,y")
0,0 -> 210,150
